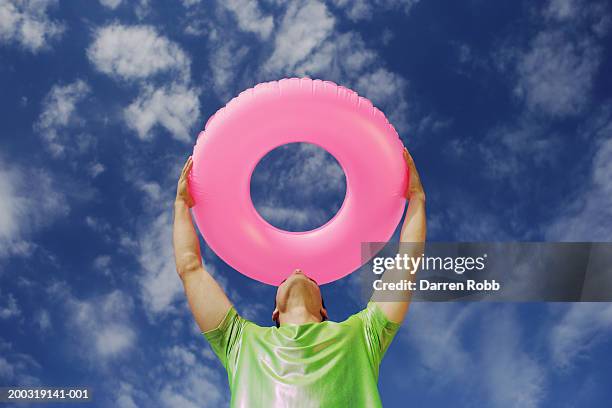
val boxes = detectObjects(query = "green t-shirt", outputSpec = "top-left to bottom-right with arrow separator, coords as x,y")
203,301 -> 400,407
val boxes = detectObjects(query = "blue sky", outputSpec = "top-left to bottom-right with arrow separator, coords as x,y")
1,0 -> 612,407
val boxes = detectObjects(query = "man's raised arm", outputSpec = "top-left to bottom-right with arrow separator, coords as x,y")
375,148 -> 427,324
173,156 -> 232,332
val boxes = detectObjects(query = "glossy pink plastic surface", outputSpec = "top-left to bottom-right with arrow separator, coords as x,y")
189,78 -> 407,285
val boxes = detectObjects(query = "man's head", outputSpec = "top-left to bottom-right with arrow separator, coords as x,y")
272,269 -> 328,328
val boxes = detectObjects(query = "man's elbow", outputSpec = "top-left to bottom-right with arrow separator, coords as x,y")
176,253 -> 203,280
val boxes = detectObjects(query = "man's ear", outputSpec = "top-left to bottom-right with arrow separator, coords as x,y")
272,308 -> 279,323
320,306 -> 328,321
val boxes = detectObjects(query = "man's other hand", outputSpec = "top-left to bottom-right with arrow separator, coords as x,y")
176,156 -> 195,208
403,148 -> 425,201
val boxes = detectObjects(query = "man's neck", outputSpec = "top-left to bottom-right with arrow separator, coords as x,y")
280,305 -> 320,326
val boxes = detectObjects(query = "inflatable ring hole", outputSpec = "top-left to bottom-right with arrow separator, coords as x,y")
250,142 -> 347,233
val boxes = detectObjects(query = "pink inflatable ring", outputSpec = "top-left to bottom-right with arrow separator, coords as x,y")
189,78 -> 407,286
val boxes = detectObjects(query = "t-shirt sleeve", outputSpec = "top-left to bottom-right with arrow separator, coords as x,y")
202,306 -> 248,371
355,301 -> 402,365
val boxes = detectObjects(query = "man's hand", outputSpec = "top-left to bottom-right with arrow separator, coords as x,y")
176,156 -> 195,208
403,148 -> 425,201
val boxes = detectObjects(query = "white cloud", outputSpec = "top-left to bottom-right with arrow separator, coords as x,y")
96,324 -> 135,357
355,68 -> 409,130
256,143 -> 345,198
401,305 -> 546,407
250,143 -> 345,230
503,0 -> 609,118
209,39 -> 250,101
36,79 -> 90,156
0,357 -> 12,379
115,382 -> 139,408
544,0 -> 610,35
157,345 -> 226,408
0,159 -> 69,257
0,291 -> 20,319
465,0 -> 608,205
136,211 -> 184,316
222,0 -> 274,39
86,23 -> 202,144
425,192 -> 512,241
550,303 -> 612,369
546,129 -> 612,240
99,0 -> 122,9
331,0 -> 420,21
471,118 -> 558,192
139,181 -> 162,201
0,339 -> 40,385
89,162 -> 105,178
402,304 -> 475,380
257,204 -> 329,230
264,0 -> 335,74
543,0 -> 579,21
87,24 -> 190,82
515,30 -> 600,117
68,290 -> 136,358
35,309 -> 51,331
93,254 -> 112,274
591,136 -> 612,197
480,309 -> 545,408
0,167 -> 23,243
181,0 -> 202,6
84,215 -> 113,236
312,32 -> 376,74
0,0 -> 63,52
123,83 -> 200,142
134,0 -> 151,20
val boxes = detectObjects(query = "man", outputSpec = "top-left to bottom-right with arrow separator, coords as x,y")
173,148 -> 426,407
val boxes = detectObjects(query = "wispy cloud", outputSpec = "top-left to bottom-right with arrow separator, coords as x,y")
207,39 -> 250,101
156,345 -> 227,408
87,23 -> 200,141
0,339 -> 40,385
499,0 -> 609,119
0,0 -> 63,52
402,304 -> 546,407
0,159 -> 69,257
221,0 -> 274,39
445,0 -> 610,226
480,308 -> 545,408
514,30 -> 600,117
546,112 -> 612,240
66,289 -> 137,359
35,79 -> 91,156
34,309 -> 51,332
331,0 -> 420,22
123,83 -> 200,142
93,254 -> 112,274
250,143 -> 345,231
512,0 -> 609,118
0,290 -> 20,319
135,211 -> 184,316
99,0 -> 122,10
263,0 -> 335,74
402,303 -> 475,380
87,24 -> 190,82
114,382 -> 139,408
550,303 -> 612,369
